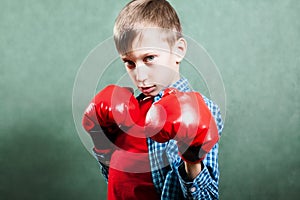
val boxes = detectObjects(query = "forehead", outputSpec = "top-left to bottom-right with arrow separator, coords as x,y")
133,29 -> 170,50
121,28 -> 172,57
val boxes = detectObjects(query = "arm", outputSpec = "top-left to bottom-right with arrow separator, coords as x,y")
82,85 -> 141,182
93,149 -> 110,183
147,89 -> 224,199
177,102 -> 224,199
184,162 -> 202,180
177,144 -> 220,199
183,95 -> 224,179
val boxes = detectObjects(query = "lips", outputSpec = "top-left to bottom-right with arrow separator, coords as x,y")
139,85 -> 156,94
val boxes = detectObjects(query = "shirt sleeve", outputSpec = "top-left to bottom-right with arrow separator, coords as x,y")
92,149 -> 110,183
177,144 -> 220,199
176,103 -> 224,199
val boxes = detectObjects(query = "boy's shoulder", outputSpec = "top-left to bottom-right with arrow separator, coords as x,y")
200,93 -> 224,135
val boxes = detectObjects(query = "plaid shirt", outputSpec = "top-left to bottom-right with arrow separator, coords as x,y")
94,78 -> 224,199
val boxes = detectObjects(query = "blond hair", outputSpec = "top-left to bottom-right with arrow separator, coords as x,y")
114,0 -> 182,54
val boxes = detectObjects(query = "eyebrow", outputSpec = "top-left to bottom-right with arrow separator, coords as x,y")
121,50 -> 157,60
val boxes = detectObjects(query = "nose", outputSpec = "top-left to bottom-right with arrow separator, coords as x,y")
135,63 -> 148,83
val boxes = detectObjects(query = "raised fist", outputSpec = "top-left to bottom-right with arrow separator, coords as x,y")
145,88 -> 219,163
82,85 -> 140,156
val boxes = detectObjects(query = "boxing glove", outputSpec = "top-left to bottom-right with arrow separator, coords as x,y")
145,88 -> 219,163
82,85 -> 140,156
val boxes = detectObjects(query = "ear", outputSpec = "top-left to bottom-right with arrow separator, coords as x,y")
173,37 -> 187,63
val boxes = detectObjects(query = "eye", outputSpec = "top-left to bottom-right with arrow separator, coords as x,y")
123,60 -> 136,69
144,55 -> 155,63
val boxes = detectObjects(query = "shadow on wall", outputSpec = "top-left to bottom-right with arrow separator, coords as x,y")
1,122 -> 107,200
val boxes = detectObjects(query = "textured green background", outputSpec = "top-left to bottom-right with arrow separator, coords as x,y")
1,0 -> 299,199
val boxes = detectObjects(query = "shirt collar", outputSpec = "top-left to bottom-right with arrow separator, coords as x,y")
154,77 -> 192,102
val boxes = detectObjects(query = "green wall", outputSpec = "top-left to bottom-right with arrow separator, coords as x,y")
1,0 -> 299,199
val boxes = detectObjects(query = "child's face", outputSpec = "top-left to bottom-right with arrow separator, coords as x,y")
120,29 -> 186,96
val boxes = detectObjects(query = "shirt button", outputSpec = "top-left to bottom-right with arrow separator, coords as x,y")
190,187 -> 196,192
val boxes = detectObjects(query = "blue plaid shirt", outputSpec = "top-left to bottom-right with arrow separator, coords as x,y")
94,78 -> 224,199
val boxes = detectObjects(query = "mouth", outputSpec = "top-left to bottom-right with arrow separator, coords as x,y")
139,85 -> 156,94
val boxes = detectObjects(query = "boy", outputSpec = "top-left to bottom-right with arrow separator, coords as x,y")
82,0 -> 224,199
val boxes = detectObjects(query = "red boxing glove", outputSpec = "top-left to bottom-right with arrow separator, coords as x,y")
145,88 -> 219,163
82,85 -> 140,157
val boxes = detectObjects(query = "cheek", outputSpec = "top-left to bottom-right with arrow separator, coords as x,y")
127,70 -> 137,82
154,67 -> 178,87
